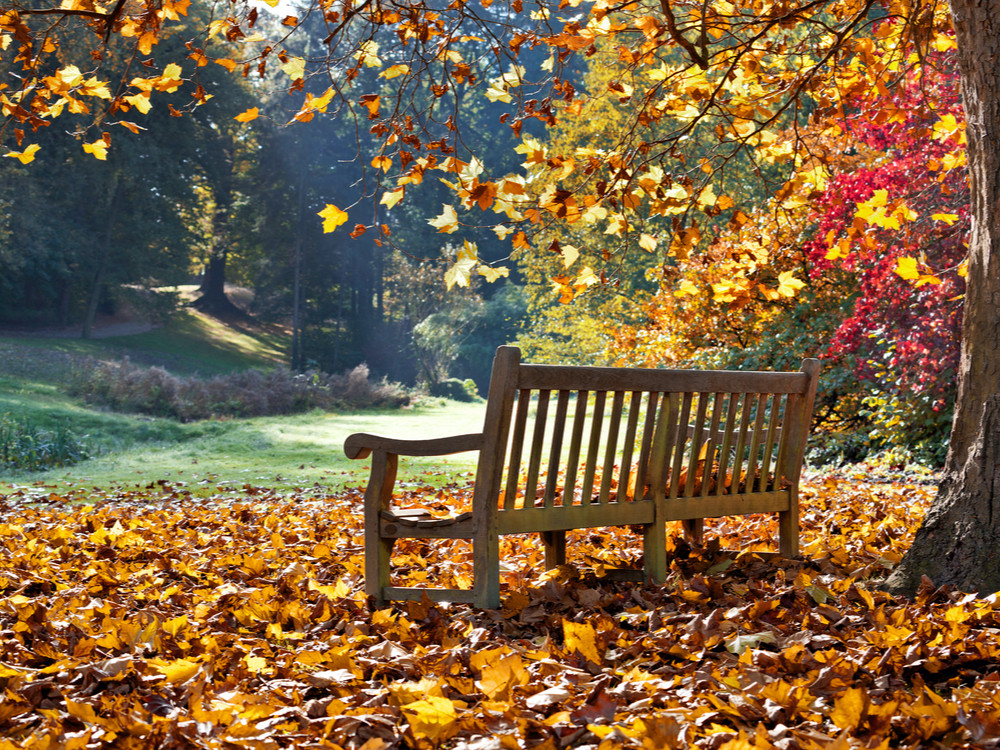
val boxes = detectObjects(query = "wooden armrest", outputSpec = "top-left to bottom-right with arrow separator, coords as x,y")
344,432 -> 483,460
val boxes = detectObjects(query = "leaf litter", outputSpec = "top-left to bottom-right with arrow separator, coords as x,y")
2,477 -> 1000,749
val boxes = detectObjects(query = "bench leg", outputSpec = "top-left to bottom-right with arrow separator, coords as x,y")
473,530 -> 501,608
643,521 -> 666,584
682,518 -> 704,546
541,531 -> 566,568
364,452 -> 398,604
779,507 -> 799,557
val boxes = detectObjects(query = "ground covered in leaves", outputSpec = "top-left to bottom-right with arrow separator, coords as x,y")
2,476 -> 1000,749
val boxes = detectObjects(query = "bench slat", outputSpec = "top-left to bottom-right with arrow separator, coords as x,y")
760,394 -> 782,491
525,389 -> 550,508
518,363 -> 811,394
617,391 -> 643,502
685,394 -> 710,499
669,393 -> 693,499
701,393 -> 726,499
562,391 -> 588,507
580,390 -> 606,505
660,490 -> 791,520
503,390 -> 530,511
598,390 -> 626,505
498,499 -> 656,533
747,394 -> 769,493
545,390 -> 571,508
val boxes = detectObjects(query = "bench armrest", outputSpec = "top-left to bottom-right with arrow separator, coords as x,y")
344,432 -> 484,460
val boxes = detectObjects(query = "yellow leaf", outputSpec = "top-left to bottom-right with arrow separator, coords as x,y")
561,244 -> 580,269
235,107 -> 259,122
281,57 -> 306,81
485,79 -> 512,103
445,240 -> 478,290
639,234 -> 657,252
83,140 -> 108,160
428,204 -> 459,234
244,655 -> 270,673
478,653 -> 527,699
4,144 -> 40,164
563,619 -> 602,663
776,271 -> 805,297
318,204 -> 349,233
477,264 -> 509,283
401,696 -> 457,743
354,40 -> 382,68
380,187 -> 405,209
831,686 -> 868,730
931,212 -> 960,225
894,256 -> 920,281
124,94 -> 152,114
149,658 -> 201,685
674,279 -> 699,298
380,64 -> 410,79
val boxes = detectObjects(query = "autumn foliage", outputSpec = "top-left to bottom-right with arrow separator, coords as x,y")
2,476 -> 1000,749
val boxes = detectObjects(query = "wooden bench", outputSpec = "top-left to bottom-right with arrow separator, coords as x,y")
345,346 -> 820,608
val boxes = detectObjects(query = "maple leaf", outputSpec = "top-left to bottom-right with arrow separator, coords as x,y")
776,271 -> 805,297
401,696 -> 458,743
4,143 -> 40,164
318,204 -> 349,233
445,240 -> 477,289
477,264 -> 509,283
563,619 -> 602,663
380,63 -> 410,79
83,139 -> 108,160
281,57 -> 306,81
380,187 -> 406,209
428,204 -> 459,233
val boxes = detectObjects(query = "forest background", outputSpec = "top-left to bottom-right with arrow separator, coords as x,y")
0,0 -> 966,473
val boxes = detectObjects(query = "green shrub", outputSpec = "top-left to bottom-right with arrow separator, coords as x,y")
0,415 -> 88,471
66,358 -> 411,421
428,378 -> 479,402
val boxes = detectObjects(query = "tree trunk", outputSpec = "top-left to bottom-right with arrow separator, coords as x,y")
192,140 -> 243,318
883,0 -> 1000,595
82,181 -> 121,340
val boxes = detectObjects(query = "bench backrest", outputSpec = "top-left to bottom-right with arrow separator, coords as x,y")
472,347 -> 819,525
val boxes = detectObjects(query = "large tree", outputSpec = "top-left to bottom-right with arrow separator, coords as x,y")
2,0 -> 999,594
882,0 -> 1000,594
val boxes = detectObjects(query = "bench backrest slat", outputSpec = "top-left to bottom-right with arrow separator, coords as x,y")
544,390 -> 571,508
599,390 -> 627,504
518,363 -> 811,394
701,394 -> 726,498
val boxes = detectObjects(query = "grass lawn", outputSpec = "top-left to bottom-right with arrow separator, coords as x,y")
0,399 -> 487,497
0,309 -> 488,497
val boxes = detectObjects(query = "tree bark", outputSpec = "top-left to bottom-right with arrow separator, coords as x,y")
192,139 -> 243,318
82,181 -> 121,340
884,0 -> 1000,595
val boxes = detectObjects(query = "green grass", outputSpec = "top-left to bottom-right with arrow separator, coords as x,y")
0,395 -> 486,497
0,309 -> 485,497
0,309 -> 286,380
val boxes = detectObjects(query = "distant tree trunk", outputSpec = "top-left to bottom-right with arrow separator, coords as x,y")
291,171 -> 304,371
193,140 -> 243,318
884,0 -> 1000,595
82,181 -> 120,339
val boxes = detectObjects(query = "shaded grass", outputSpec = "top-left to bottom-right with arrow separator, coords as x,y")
0,397 -> 486,496
0,309 -> 286,381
